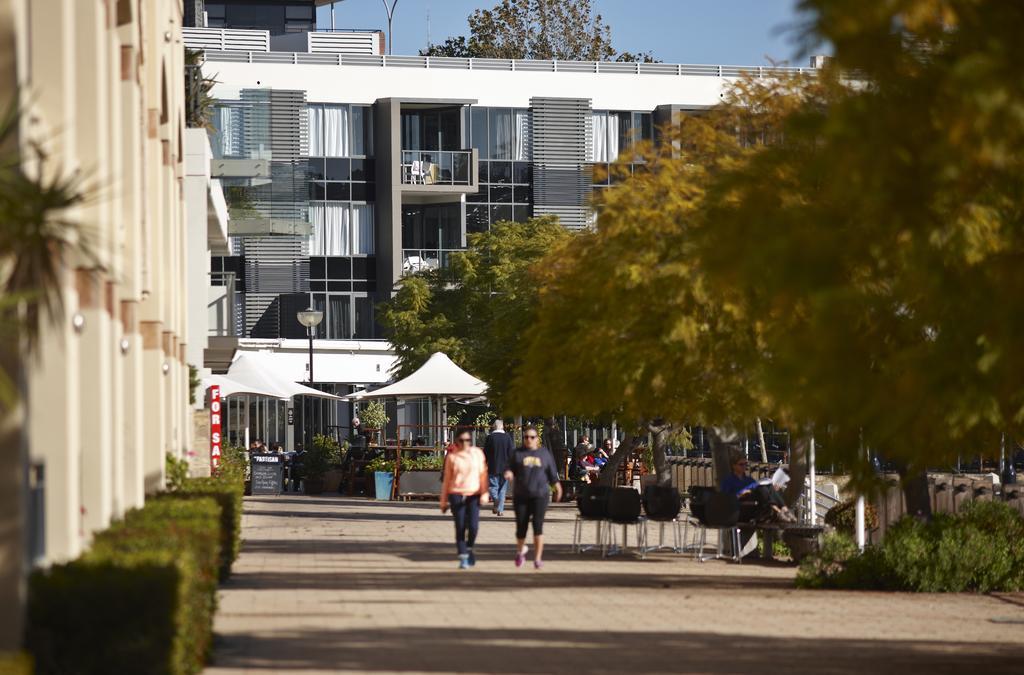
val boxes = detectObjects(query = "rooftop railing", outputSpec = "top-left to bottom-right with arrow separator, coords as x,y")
201,50 -> 812,78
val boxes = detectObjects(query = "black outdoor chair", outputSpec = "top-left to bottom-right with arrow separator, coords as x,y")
602,487 -> 647,558
573,485 -> 611,553
693,490 -> 743,563
642,485 -> 687,553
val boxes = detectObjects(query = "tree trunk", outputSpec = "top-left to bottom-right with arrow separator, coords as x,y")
894,462 -> 932,520
648,420 -> 673,486
598,433 -> 643,486
708,426 -> 743,488
542,416 -> 567,478
783,436 -> 809,509
755,418 -> 768,463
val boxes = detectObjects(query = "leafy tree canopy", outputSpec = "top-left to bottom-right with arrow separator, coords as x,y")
379,216 -> 571,409
421,0 -> 658,62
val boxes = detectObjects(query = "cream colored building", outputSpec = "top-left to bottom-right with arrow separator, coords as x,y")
0,0 -> 213,650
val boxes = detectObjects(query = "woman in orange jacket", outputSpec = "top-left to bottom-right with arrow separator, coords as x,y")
440,430 -> 490,569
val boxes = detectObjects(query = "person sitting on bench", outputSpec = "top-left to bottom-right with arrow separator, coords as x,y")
721,452 -> 796,523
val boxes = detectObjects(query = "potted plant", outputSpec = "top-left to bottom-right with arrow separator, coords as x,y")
359,400 -> 390,446
365,456 -> 397,500
304,434 -> 342,495
398,454 -> 445,498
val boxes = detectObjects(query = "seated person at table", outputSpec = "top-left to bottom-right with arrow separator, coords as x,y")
721,452 -> 796,523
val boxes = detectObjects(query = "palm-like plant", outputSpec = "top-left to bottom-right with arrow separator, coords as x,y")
0,100 -> 85,410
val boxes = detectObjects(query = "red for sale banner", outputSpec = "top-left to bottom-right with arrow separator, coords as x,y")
210,385 -> 222,471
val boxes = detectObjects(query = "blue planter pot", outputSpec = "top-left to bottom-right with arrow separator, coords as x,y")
374,471 -> 394,500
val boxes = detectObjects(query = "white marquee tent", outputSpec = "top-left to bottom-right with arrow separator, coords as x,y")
344,352 -> 487,401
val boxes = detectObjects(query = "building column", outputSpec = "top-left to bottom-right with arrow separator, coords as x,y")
77,269 -> 114,539
140,320 -> 166,493
108,282 -> 125,518
121,301 -> 145,509
28,289 -> 82,563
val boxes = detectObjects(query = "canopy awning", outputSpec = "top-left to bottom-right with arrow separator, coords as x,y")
345,352 -> 487,401
221,351 -> 345,400
202,374 -> 285,399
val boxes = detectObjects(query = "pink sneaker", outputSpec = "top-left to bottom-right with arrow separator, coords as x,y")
514,547 -> 527,568
533,559 -> 544,570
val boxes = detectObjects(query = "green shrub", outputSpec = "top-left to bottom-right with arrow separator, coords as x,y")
165,452 -> 190,491
27,496 -> 224,675
798,501 -> 1024,592
306,434 -> 342,479
28,552 -> 185,675
175,476 -> 244,579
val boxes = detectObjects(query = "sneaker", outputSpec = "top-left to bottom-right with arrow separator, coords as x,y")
533,559 -> 544,570
467,549 -> 476,567
514,547 -> 527,568
458,554 -> 470,570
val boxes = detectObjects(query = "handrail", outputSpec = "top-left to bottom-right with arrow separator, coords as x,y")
201,49 -> 811,78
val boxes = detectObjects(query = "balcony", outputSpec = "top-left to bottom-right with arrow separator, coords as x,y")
399,149 -> 478,194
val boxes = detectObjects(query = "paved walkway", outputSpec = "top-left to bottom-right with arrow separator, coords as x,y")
206,495 -> 1024,674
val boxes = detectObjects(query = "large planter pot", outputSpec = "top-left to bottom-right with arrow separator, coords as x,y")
374,471 -> 394,500
304,476 -> 325,495
398,471 -> 442,498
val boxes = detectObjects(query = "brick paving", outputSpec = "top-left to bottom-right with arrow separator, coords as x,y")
206,495 -> 1024,674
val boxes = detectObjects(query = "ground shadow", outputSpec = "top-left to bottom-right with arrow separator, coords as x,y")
209,626 -> 1022,674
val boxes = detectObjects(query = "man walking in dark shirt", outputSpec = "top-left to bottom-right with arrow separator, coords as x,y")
483,418 -> 515,516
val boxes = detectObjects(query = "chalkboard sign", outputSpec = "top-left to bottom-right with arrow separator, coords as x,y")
251,454 -> 283,495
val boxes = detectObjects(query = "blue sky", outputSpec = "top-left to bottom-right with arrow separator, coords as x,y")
316,0 -> 817,66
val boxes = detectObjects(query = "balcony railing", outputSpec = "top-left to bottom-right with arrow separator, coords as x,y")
401,150 -> 472,186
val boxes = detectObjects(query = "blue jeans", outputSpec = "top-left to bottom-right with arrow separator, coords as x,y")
488,475 -> 509,513
448,494 -> 480,555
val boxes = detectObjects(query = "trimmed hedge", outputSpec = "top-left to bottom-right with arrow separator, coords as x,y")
28,549 -> 189,675
0,652 -> 32,674
798,500 -> 1024,592
173,475 -> 244,580
27,496 -> 223,675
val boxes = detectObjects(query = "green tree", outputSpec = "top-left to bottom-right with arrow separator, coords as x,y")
696,0 -> 1024,514
379,216 -> 571,409
423,0 -> 654,62
504,78 -> 821,484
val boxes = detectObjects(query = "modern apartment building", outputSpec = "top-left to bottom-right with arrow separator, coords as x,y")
186,1 -> 817,447
1,0 -> 226,648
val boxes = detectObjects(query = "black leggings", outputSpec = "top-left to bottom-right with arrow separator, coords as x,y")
448,494 -> 480,555
514,495 -> 549,539
739,485 -> 786,522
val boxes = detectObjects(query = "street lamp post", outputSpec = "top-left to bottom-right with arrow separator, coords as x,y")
296,307 -> 323,449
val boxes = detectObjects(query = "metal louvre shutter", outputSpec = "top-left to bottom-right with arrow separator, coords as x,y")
237,236 -> 309,336
530,97 -> 592,230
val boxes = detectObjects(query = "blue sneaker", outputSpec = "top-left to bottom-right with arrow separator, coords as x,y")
458,554 -> 470,570
467,548 -> 476,567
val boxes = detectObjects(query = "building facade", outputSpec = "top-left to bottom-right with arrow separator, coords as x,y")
183,0 -> 816,447
1,0 -> 225,649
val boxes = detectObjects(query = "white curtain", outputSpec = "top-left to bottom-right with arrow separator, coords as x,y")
607,112 -> 620,162
309,202 -> 351,255
307,105 -> 350,157
352,204 -> 375,255
514,110 -> 531,161
589,112 -> 620,163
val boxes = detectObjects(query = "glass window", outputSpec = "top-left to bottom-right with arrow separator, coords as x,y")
325,182 -> 350,201
489,161 -> 512,184
489,186 -> 513,203
307,158 -> 325,181
466,205 -> 488,233
471,107 -> 488,160
350,158 -> 372,181
327,257 -> 351,279
352,106 -> 371,156
514,186 -> 532,204
308,104 -> 350,157
513,205 -> 532,222
309,182 -> 326,200
327,295 -> 352,339
513,162 -> 531,184
350,182 -> 375,202
309,256 -> 326,278
489,108 -> 512,160
285,5 -> 313,19
490,205 -> 512,224
355,297 -> 375,339
325,158 -> 350,181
